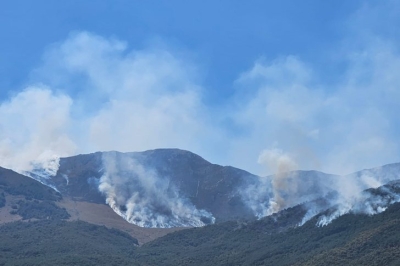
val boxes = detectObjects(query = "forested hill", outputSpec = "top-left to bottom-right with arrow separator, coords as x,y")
2,198 -> 400,265
0,220 -> 139,266
2,171 -> 400,265
134,200 -> 400,265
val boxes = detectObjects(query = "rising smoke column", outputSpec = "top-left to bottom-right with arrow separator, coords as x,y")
98,152 -> 215,228
258,148 -> 299,215
242,147 -> 323,218
293,165 -> 400,227
243,148 -> 400,226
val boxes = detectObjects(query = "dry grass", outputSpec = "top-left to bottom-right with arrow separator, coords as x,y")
58,198 -> 184,245
0,194 -> 183,245
0,194 -> 23,224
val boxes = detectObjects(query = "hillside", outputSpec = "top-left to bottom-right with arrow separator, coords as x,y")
3,149 -> 400,242
1,181 -> 400,265
0,166 -> 180,244
133,183 -> 400,265
36,149 -> 257,227
0,220 -> 138,266
7,149 -> 400,230
0,167 -> 68,223
33,149 -> 342,227
46,150 -> 400,228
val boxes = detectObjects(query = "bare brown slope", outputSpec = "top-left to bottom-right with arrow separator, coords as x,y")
0,167 -> 179,244
0,166 -> 60,224
0,194 -> 23,224
58,198 -> 181,244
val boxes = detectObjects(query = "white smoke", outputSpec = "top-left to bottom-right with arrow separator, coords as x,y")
1,2 -> 400,228
1,27 -> 400,180
239,175 -> 272,218
242,148 -> 328,218
0,87 -> 76,186
316,181 -> 400,226
312,168 -> 400,226
293,167 -> 400,227
241,146 -> 400,226
0,32 -> 217,178
98,152 -> 215,228
0,32 -> 220,228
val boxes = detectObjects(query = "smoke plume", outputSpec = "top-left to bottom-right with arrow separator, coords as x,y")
316,180 -> 400,226
2,5 -> 400,229
98,152 -> 215,228
241,147 -> 400,226
311,167 -> 400,226
257,148 -> 299,214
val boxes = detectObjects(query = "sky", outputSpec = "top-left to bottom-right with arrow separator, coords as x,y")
0,0 -> 400,176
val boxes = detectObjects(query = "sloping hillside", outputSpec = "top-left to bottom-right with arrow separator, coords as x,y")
133,182 -> 400,265
45,149 -> 342,226
1,181 -> 400,265
0,166 -> 179,244
50,149 -> 259,223
0,167 -> 68,223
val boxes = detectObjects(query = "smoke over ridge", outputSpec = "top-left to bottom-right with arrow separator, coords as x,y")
242,151 -> 400,226
98,152 -> 215,228
314,180 -> 400,226
2,6 -> 400,229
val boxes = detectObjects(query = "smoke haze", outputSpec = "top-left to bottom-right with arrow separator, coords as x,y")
242,161 -> 400,226
99,152 -> 215,228
1,20 -> 400,178
1,2 -> 400,228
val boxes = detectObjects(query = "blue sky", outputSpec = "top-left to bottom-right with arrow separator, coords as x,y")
0,0 -> 360,100
0,0 -> 399,176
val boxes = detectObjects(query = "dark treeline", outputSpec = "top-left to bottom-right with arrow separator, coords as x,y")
1,203 -> 400,265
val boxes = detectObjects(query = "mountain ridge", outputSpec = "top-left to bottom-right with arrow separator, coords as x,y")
2,154 -> 400,264
2,148 -> 400,231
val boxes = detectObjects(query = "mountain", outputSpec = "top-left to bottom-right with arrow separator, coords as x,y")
350,162 -> 400,185
41,149 -> 262,225
2,150 -> 400,265
31,149 -> 346,228
1,178 -> 400,265
10,149 -> 400,230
